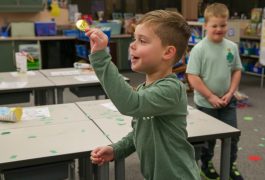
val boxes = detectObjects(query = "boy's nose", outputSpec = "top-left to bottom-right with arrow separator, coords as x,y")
130,41 -> 136,50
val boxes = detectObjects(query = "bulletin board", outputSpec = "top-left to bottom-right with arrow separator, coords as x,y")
259,20 -> 265,66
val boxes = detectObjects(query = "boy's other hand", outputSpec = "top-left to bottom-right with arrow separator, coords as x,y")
90,146 -> 114,166
85,28 -> 108,53
221,92 -> 233,106
208,94 -> 226,108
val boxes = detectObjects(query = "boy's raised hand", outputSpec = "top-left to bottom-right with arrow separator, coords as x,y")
85,28 -> 108,53
90,146 -> 114,166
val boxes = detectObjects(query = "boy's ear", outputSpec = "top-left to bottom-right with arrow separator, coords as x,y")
163,46 -> 176,60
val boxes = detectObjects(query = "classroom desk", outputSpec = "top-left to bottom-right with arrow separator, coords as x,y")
40,68 -> 129,104
76,99 -> 241,180
0,103 -> 111,180
0,71 -> 55,105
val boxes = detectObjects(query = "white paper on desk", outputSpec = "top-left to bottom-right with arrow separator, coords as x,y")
0,82 -> 28,89
22,107 -> 50,120
101,102 -> 118,112
10,71 -> 36,77
50,70 -> 80,76
74,75 -> 99,82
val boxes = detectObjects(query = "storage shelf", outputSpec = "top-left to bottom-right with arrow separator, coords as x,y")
76,55 -> 89,60
240,54 -> 259,59
188,43 -> 196,46
240,35 -> 261,40
244,71 -> 264,77
188,21 -> 204,26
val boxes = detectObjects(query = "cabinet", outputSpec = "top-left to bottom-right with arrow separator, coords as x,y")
110,35 -> 132,70
0,41 -> 15,72
0,37 -> 76,72
0,0 -> 44,12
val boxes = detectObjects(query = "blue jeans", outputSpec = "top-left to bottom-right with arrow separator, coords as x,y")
196,96 -> 239,168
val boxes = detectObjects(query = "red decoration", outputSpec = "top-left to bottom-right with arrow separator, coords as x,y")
248,155 -> 262,161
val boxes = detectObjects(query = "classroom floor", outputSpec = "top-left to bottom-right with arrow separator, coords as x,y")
7,71 -> 265,180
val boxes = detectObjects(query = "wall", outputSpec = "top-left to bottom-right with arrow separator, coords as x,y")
0,9 -> 70,27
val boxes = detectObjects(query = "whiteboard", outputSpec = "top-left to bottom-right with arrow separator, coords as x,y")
260,20 -> 265,66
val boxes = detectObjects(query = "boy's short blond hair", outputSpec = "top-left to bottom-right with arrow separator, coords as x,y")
204,3 -> 229,22
137,10 -> 191,64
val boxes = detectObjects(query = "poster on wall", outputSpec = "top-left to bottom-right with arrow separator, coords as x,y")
260,20 -> 265,66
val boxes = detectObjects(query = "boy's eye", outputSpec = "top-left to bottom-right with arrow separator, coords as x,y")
139,39 -> 146,44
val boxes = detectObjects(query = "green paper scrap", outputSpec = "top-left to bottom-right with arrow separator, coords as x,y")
10,155 -> 17,159
117,122 -> 126,125
254,129 -> 259,132
243,116 -> 253,121
50,150 -> 57,154
116,118 -> 124,121
258,144 -> 265,147
238,147 -> 243,151
1,132 -> 11,135
40,117 -> 53,121
28,135 -> 37,139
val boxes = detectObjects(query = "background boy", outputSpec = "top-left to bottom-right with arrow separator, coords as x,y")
186,3 -> 243,180
86,10 -> 200,180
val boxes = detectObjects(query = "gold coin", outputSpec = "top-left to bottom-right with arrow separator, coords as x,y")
76,19 -> 89,31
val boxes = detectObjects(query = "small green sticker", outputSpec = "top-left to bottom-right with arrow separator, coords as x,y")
50,150 -> 57,154
1,132 -> 11,135
258,144 -> 265,147
28,135 -> 37,139
116,118 -> 124,121
243,116 -> 253,121
117,122 -> 126,125
10,155 -> 17,159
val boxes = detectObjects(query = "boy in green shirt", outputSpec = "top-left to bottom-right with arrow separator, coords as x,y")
186,3 -> 243,180
87,10 -> 200,180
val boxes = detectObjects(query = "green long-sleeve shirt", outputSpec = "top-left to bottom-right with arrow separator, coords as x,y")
89,49 -> 200,180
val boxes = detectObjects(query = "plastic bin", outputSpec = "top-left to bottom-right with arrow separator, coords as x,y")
35,22 -> 56,36
63,29 -> 79,38
94,21 -> 121,35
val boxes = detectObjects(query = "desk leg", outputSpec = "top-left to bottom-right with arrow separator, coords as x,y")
56,87 -> 64,104
220,137 -> 231,180
94,163 -> 109,180
79,157 -> 93,180
115,159 -> 125,180
0,173 -> 4,180
46,88 -> 55,105
34,90 -> 45,105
